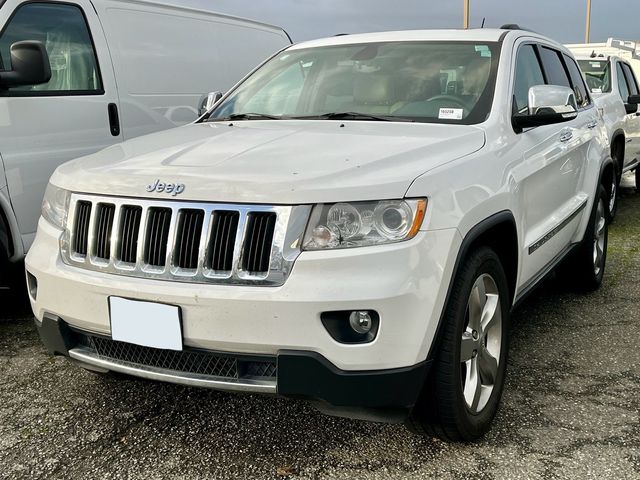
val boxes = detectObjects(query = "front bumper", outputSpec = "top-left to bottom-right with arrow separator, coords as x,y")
27,217 -> 461,371
37,314 -> 432,413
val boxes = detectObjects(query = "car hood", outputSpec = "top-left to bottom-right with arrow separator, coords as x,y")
52,120 -> 485,204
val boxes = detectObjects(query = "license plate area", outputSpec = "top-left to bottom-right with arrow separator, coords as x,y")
109,297 -> 182,351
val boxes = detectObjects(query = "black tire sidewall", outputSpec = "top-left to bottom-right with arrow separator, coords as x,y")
433,247 -> 510,439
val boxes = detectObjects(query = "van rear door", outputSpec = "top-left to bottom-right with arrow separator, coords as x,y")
0,0 -> 122,250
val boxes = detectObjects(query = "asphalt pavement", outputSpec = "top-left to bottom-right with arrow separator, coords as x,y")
1,175 -> 639,480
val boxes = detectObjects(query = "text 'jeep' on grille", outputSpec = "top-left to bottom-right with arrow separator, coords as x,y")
27,26 -> 613,442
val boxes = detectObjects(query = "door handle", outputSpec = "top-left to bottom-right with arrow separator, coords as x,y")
559,130 -> 573,142
586,120 -> 598,129
108,103 -> 120,137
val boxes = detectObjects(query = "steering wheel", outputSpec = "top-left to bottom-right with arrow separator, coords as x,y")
425,95 -> 470,111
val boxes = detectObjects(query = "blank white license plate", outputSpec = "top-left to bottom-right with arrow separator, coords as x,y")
109,297 -> 182,351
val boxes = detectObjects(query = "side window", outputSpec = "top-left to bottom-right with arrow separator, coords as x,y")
563,54 -> 591,108
621,63 -> 639,96
538,46 -> 571,88
0,3 -> 102,95
616,62 -> 631,101
513,44 -> 545,114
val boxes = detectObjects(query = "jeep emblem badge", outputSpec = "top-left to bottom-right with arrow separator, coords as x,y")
145,179 -> 185,196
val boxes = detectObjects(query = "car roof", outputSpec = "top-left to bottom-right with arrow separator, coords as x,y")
288,29 -> 509,50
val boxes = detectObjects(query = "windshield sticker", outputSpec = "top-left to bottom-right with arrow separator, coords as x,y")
590,62 -> 602,67
592,88 -> 602,93
439,108 -> 464,120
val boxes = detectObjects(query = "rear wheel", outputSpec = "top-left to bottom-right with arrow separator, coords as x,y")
607,162 -> 619,221
407,247 -> 510,442
636,166 -> 640,193
560,185 -> 608,291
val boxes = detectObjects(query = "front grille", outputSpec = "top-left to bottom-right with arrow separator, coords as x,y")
117,206 -> 142,264
77,333 -> 277,381
174,209 -> 204,269
73,201 -> 92,256
61,194 -> 308,286
242,212 -> 276,273
207,211 -> 239,272
93,203 -> 115,260
144,207 -> 172,267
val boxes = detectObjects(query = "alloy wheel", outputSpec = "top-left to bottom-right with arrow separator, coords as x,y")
593,198 -> 606,276
460,273 -> 502,414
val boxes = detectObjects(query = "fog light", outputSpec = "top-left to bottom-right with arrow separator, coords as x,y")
349,310 -> 372,334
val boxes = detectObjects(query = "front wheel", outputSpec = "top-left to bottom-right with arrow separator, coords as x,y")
407,247 -> 510,442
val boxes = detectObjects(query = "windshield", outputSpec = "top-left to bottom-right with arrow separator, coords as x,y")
207,41 -> 500,124
577,59 -> 611,93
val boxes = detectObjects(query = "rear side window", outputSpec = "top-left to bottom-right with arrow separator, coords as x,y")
0,2 -> 102,96
616,62 -> 631,101
513,44 -> 545,114
538,47 -> 571,88
563,54 -> 591,108
621,63 -> 639,96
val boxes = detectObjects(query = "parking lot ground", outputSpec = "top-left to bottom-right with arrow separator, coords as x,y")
1,176 -> 639,480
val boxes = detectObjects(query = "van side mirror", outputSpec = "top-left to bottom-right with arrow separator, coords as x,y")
0,41 -> 51,89
198,91 -> 223,116
625,102 -> 638,114
513,85 -> 578,131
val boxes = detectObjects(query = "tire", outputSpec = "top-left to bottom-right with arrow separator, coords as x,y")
560,185 -> 608,292
407,247 -> 510,442
607,162 -> 619,221
636,166 -> 640,193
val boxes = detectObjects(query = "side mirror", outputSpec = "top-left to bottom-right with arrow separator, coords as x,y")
0,41 -> 51,89
198,91 -> 223,116
628,94 -> 640,104
625,102 -> 638,114
513,85 -> 578,131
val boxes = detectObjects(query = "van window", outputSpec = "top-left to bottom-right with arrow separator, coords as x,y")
616,62 -> 631,102
513,44 -> 545,114
0,3 -> 102,95
621,63 -> 639,96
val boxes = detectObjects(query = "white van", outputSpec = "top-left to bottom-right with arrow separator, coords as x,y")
0,0 -> 290,283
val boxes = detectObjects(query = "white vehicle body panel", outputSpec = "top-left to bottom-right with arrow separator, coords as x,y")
0,0 -> 290,256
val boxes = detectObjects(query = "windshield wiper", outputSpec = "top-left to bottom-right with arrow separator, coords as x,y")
293,112 -> 415,122
210,112 -> 284,121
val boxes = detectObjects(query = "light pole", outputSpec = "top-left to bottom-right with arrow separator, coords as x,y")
464,0 -> 470,29
585,0 -> 592,43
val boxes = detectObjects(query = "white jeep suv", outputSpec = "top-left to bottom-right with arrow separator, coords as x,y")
576,55 -> 640,216
26,27 -> 613,441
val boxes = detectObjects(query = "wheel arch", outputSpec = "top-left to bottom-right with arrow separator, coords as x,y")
0,190 -> 22,262
610,129 -> 625,175
426,210 -> 518,360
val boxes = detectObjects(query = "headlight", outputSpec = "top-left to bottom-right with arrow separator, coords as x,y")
41,183 -> 70,229
303,199 -> 426,250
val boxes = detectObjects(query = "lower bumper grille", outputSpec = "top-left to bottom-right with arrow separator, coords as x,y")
76,334 -> 277,381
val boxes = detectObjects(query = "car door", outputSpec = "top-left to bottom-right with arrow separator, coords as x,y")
0,0 -> 122,250
617,62 -> 640,169
511,42 -> 596,286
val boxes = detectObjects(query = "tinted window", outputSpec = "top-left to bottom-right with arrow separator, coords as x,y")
538,47 -> 571,88
621,63 -> 639,95
616,62 -> 630,101
513,44 -> 545,114
0,3 -> 102,95
563,54 -> 591,108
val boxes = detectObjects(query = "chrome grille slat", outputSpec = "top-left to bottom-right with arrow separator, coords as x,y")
60,194 -> 310,286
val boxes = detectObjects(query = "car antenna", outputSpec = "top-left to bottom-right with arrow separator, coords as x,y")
590,50 -> 597,58
481,17 -> 486,28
